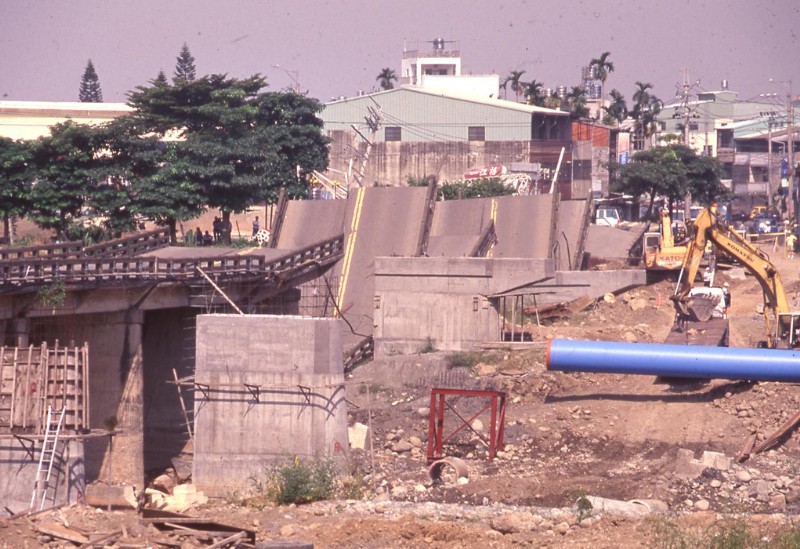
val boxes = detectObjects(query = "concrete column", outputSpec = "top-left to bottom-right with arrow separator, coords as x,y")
106,309 -> 145,487
13,317 -> 29,347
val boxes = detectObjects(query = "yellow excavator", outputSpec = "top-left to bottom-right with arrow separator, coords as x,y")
643,208 -> 688,271
671,203 -> 800,349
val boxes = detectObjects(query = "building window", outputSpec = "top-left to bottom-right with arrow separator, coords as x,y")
468,126 -> 485,141
385,126 -> 402,141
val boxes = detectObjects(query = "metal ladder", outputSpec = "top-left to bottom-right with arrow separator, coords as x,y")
30,406 -> 66,510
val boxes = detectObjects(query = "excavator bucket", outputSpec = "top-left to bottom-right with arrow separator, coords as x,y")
670,294 -> 719,322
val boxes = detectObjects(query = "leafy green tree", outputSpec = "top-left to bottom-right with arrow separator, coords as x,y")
506,70 -> 526,102
376,68 -> 397,90
613,144 -> 725,220
589,52 -> 614,88
79,59 -> 103,102
28,122 -> 98,238
0,137 -> 33,243
127,74 -> 329,243
174,43 -> 196,82
523,80 -> 545,106
601,89 -> 627,126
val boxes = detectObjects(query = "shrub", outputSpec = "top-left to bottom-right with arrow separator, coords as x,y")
256,457 -> 337,506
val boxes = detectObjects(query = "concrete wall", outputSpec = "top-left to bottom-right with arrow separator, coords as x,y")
193,315 -> 349,498
29,311 -> 144,486
0,439 -> 84,515
373,257 -> 554,356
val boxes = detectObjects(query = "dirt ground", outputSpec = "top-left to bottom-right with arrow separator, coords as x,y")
5,233 -> 800,548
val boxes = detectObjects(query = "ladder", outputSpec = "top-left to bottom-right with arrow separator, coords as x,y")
30,406 -> 66,510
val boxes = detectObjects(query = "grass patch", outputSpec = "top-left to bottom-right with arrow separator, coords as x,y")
446,351 -> 479,368
645,516 -> 800,549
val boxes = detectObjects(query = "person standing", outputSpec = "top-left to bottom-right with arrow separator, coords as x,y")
786,231 -> 797,259
252,216 -> 260,236
212,216 -> 222,242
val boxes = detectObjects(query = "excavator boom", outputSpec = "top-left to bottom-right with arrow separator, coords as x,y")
671,205 -> 792,348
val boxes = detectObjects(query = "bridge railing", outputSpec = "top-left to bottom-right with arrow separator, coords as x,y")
0,234 -> 344,288
0,227 -> 171,262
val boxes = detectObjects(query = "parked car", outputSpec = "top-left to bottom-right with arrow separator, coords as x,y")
595,206 -> 621,227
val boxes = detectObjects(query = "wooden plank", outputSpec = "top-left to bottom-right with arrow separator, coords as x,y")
10,347 -> 18,428
83,343 -> 89,430
736,433 -> 757,463
35,522 -> 89,544
753,409 -> 800,456
36,342 -> 47,435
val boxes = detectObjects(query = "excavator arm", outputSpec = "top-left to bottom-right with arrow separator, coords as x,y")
671,205 -> 792,348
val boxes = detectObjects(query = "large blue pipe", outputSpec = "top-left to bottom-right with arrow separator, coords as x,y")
546,339 -> 800,382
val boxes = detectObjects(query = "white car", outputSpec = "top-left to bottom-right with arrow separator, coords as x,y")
595,207 -> 621,227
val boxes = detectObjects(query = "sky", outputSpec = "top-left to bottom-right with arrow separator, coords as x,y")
1,0 -> 798,109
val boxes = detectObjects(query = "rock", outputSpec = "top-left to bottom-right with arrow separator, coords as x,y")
348,422 -> 371,450
736,470 -> 752,483
279,524 -> 295,537
710,479 -> 722,488
414,484 -> 427,493
392,440 -> 413,453
417,407 -> 429,418
490,512 -> 534,534
623,331 -> 637,342
556,521 -> 570,535
408,436 -> 423,448
700,451 -> 731,471
786,485 -> 800,504
629,298 -> 648,311
374,501 -> 390,513
771,493 -> 787,509
694,499 -> 710,511
476,364 -> 497,376
471,419 -> 484,432
674,448 -> 704,480
390,485 -> 408,497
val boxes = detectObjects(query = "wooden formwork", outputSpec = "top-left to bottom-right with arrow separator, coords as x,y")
0,342 -> 89,435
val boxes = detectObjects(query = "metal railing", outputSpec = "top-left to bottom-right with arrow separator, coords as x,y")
0,234 -> 344,289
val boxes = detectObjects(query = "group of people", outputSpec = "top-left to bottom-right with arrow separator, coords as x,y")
184,215 -> 233,246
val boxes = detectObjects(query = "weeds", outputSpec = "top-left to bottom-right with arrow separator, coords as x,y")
248,457 -> 337,507
645,515 -> 800,549
418,337 -> 436,354
446,351 -> 479,368
37,279 -> 66,307
358,383 -> 383,395
573,488 -> 593,523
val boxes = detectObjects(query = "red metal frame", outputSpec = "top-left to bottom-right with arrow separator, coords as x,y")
426,388 -> 507,463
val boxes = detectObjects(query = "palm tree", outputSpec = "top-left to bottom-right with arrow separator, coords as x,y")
523,80 -> 544,106
589,52 -> 614,88
506,70 -> 526,102
563,86 -> 589,119
499,77 -> 510,100
630,82 -> 662,149
376,68 -> 397,90
601,88 -> 628,126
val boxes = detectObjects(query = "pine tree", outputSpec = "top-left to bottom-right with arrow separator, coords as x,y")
151,70 -> 168,87
174,43 -> 196,82
78,60 -> 103,102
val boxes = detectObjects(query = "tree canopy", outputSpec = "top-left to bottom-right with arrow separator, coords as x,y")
78,60 -> 103,102
125,73 -> 329,242
613,144 -> 727,220
0,137 -> 32,243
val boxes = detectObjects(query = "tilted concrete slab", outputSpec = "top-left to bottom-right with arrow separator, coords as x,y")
193,314 -> 348,498
427,199 -> 492,257
556,199 -> 592,271
333,187 -> 430,346
491,194 -> 557,258
277,198 -> 349,250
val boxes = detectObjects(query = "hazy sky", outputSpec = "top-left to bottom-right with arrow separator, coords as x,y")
1,0 -> 798,107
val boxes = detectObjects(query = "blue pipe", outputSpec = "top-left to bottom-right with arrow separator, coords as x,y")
546,339 -> 800,382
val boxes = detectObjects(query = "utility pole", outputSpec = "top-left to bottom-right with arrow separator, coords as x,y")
681,68 -> 692,221
766,112 -> 774,208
